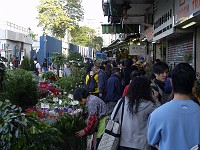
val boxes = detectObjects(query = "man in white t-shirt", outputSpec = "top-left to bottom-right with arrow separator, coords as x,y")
34,59 -> 41,76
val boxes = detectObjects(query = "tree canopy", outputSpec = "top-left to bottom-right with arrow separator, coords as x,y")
51,52 -> 67,76
92,36 -> 103,51
66,51 -> 83,62
70,25 -> 103,51
62,0 -> 84,24
37,0 -> 84,38
70,25 -> 96,47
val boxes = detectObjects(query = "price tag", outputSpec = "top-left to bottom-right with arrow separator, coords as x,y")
53,97 -> 59,102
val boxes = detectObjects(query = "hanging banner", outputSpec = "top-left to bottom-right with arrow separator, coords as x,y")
129,44 -> 146,56
145,27 -> 154,42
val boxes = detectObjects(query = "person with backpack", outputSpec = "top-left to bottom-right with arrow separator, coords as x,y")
84,66 -> 99,96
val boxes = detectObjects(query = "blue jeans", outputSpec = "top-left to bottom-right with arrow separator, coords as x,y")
43,67 -> 47,72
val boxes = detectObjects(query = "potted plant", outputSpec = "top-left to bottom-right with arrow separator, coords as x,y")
183,52 -> 192,63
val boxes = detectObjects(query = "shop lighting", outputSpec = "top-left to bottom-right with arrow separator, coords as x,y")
182,22 -> 197,29
142,38 -> 147,42
137,42 -> 141,45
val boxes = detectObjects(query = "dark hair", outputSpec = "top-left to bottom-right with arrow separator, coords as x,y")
120,60 -> 125,67
99,65 -> 105,71
111,60 -> 117,67
130,70 -> 140,80
125,58 -> 133,67
138,68 -> 146,76
73,88 -> 90,101
85,63 -> 94,75
101,61 -> 107,66
155,59 -> 161,63
172,63 -> 196,95
153,61 -> 169,74
111,67 -> 120,74
150,73 -> 156,81
126,76 -> 153,114
105,64 -> 112,76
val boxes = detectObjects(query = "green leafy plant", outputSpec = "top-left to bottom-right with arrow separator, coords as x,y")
57,65 -> 85,94
3,69 -> 38,110
21,56 -> 30,71
42,71 -> 57,82
29,58 -> 35,71
66,51 -> 83,62
183,52 -> 192,63
0,100 -> 63,150
52,113 -> 87,150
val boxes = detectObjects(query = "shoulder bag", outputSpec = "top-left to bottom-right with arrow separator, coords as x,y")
97,97 -> 125,150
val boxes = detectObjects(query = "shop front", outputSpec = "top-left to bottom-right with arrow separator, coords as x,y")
152,0 -> 200,70
173,0 -> 200,72
153,0 -> 174,63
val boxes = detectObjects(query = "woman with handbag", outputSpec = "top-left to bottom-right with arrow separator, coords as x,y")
73,87 -> 109,150
111,76 -> 160,150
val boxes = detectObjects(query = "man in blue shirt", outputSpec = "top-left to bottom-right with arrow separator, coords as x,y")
148,63 -> 200,150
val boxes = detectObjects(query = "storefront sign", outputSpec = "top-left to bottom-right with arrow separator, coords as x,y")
175,0 -> 200,25
153,0 -> 174,41
129,44 -> 146,56
154,9 -> 172,30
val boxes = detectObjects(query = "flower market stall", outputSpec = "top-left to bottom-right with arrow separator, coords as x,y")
0,59 -> 88,150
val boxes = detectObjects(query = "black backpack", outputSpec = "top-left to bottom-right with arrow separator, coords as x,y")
84,74 -> 97,92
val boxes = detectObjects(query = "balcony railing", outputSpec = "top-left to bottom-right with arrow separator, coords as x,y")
0,21 -> 30,34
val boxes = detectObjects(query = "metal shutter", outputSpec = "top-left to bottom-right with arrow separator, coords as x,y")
167,33 -> 193,67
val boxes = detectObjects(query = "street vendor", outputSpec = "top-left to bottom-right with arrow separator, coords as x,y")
73,87 -> 109,150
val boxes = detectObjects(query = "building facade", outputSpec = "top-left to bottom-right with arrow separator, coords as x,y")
0,21 -> 32,63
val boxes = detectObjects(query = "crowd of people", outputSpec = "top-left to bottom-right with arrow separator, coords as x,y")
73,58 -> 200,150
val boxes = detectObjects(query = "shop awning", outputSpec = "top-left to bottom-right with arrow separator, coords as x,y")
101,40 -> 129,51
102,24 -> 139,34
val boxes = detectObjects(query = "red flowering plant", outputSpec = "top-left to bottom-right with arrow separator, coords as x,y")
38,82 -> 62,98
25,107 -> 57,124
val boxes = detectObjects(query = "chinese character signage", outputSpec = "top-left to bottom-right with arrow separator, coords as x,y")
129,44 -> 146,56
175,0 -> 200,25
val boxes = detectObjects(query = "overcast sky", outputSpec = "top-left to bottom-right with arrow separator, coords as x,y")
0,0 -> 107,35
